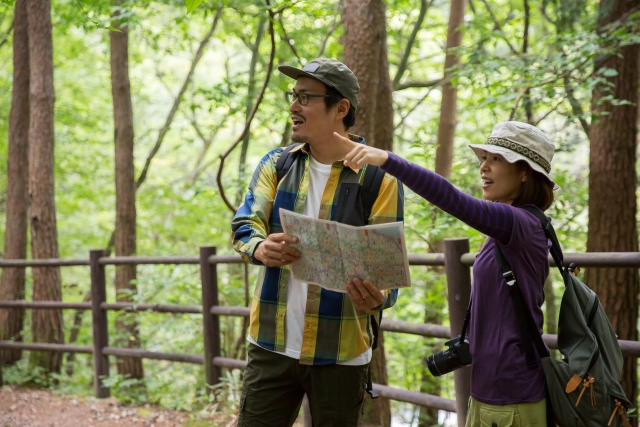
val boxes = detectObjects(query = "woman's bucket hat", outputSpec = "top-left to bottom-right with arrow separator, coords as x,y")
469,121 -> 559,190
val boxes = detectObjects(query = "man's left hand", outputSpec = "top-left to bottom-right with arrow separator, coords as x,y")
346,278 -> 385,311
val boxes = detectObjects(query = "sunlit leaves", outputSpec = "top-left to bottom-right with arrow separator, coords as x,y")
185,0 -> 204,14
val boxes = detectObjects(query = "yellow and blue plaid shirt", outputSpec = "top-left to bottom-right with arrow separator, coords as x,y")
231,138 -> 404,365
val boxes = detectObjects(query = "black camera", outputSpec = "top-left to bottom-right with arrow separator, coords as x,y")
426,335 -> 472,377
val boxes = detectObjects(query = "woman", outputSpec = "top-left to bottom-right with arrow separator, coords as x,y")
340,121 -> 557,426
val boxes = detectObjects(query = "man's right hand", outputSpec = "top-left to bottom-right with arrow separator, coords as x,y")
253,233 -> 301,267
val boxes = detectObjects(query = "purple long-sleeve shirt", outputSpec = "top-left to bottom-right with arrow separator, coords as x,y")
382,152 -> 549,405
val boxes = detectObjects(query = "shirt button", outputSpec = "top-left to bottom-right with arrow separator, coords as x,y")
281,283 -> 286,289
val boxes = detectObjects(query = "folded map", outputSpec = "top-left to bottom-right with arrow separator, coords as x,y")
279,208 -> 411,292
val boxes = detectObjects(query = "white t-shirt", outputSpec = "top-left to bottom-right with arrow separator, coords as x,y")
249,154 -> 371,365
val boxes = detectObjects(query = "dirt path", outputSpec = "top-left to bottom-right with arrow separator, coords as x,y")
0,387 -> 306,427
0,387 -> 208,427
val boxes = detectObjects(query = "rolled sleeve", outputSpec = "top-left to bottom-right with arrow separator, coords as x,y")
231,149 -> 280,264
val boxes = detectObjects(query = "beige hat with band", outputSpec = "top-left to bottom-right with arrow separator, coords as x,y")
469,121 -> 559,190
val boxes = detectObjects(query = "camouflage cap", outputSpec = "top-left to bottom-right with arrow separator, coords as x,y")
278,58 -> 360,110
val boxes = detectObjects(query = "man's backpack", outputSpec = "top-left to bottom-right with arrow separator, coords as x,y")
495,206 -> 632,427
276,143 -> 387,227
276,142 -> 387,398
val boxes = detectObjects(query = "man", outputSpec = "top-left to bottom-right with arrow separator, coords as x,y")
231,58 -> 404,427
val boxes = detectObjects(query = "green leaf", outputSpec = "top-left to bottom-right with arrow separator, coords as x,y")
186,0 -> 204,14
600,68 -> 619,77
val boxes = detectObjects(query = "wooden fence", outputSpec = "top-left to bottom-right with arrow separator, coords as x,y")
2,238 -> 640,427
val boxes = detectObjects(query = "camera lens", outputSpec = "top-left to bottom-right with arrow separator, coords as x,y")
427,348 -> 462,377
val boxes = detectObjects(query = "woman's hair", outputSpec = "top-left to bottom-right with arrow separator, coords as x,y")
511,161 -> 555,211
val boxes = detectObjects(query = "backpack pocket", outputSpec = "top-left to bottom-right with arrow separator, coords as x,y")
542,356 -> 630,427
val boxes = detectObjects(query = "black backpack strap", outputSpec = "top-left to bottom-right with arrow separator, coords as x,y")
370,310 -> 381,350
360,165 -> 386,223
522,206 -> 566,275
365,310 -> 382,399
494,243 -> 550,369
360,163 -> 387,397
275,143 -> 302,183
365,364 -> 379,399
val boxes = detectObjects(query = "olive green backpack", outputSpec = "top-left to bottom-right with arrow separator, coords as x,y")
495,206 -> 632,427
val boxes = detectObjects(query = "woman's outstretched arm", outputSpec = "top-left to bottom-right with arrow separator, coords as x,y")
336,133 -> 514,244
382,152 -> 514,244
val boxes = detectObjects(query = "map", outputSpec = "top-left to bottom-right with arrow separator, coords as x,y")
279,208 -> 411,292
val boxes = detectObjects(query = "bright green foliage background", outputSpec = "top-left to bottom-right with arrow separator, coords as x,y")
0,0 -> 637,423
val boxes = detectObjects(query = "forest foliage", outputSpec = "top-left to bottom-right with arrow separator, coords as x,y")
0,0 -> 639,424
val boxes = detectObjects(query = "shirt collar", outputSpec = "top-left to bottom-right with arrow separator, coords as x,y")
296,133 -> 366,173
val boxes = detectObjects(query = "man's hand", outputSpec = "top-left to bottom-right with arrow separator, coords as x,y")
333,132 -> 389,170
346,278 -> 385,311
253,233 -> 301,267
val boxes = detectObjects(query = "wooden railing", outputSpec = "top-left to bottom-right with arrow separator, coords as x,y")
2,239 -> 640,427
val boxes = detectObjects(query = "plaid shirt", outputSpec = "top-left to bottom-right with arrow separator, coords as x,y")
231,138 -> 404,365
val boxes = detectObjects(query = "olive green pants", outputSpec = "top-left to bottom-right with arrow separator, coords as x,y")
465,397 -> 547,427
237,343 -> 369,427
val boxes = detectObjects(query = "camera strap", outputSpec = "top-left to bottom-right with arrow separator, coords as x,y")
459,297 -> 472,343
494,242 -> 550,369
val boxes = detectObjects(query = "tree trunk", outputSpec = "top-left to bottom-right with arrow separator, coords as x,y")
584,0 -> 639,407
0,0 -> 29,366
110,4 -> 144,381
27,0 -> 63,374
434,0 -> 468,177
343,0 -> 393,151
343,1 -> 393,424
418,310 -> 443,427
422,1 -> 467,421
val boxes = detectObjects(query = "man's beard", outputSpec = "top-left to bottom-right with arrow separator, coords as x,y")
291,132 -> 309,143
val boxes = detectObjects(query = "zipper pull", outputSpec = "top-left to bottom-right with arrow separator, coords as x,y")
575,376 -> 594,407
608,399 -> 632,427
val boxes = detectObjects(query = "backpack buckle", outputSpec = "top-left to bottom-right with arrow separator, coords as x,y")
503,271 -> 516,286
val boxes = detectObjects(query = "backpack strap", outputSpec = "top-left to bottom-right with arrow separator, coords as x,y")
360,165 -> 386,222
494,244 -> 550,369
275,143 -> 302,183
522,206 -> 566,276
366,310 -> 382,399
360,167 -> 386,401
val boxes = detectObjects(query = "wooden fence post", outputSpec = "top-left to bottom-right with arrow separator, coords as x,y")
90,249 -> 110,398
443,238 -> 472,427
200,246 -> 220,392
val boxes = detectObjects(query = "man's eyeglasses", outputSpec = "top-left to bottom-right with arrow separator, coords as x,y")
285,91 -> 330,106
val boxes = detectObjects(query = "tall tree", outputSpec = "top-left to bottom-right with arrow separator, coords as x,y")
343,1 -> 393,424
434,0 -> 468,178
420,1 -> 468,424
0,0 -> 29,366
110,1 -> 144,381
584,0 -> 639,407
27,0 -> 63,373
343,0 -> 393,151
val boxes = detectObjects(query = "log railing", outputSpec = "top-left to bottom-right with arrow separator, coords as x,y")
2,239 -> 640,427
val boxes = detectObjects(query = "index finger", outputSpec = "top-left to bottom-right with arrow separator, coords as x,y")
268,232 -> 298,244
333,132 -> 359,148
